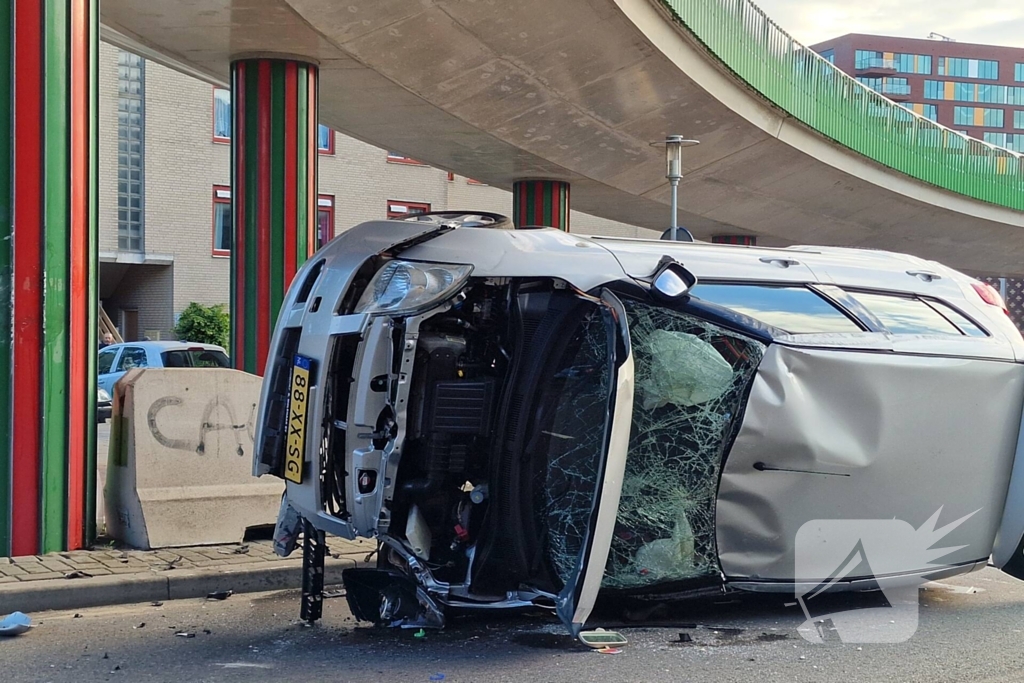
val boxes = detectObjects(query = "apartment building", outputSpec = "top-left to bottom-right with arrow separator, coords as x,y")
99,43 -> 651,342
812,34 -> 1024,151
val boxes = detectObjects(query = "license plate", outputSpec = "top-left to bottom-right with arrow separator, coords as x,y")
284,355 -> 314,484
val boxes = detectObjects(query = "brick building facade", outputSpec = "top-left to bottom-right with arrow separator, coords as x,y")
98,43 -> 651,342
812,34 -> 1024,151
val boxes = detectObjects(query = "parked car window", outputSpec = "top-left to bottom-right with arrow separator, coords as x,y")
690,284 -> 861,333
116,347 -> 149,371
846,291 -> 962,335
925,300 -> 989,337
161,349 -> 230,368
98,349 -> 116,375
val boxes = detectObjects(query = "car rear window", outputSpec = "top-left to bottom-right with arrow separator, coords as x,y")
690,284 -> 862,333
846,292 -> 963,336
161,349 -> 231,368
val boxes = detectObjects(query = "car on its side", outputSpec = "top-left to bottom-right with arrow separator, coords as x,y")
98,341 -> 230,396
253,212 -> 1024,637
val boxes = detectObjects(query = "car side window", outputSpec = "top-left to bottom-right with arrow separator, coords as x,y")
98,349 -> 116,375
116,347 -> 148,371
689,284 -> 862,333
846,291 -> 962,335
925,300 -> 989,337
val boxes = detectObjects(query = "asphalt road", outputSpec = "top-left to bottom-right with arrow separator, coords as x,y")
4,567 -> 1023,683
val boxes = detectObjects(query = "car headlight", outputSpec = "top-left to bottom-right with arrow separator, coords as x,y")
354,260 -> 472,316
97,388 -> 111,402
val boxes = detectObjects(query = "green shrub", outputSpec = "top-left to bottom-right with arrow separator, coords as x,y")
174,302 -> 230,347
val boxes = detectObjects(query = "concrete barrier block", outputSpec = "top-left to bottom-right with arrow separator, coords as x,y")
104,368 -> 283,549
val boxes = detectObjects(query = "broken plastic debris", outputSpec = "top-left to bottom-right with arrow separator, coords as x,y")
597,647 -> 622,655
639,329 -> 734,409
64,570 -> 92,579
206,590 -> 233,601
677,633 -> 693,643
0,612 -> 32,636
429,675 -> 446,681
273,495 -> 302,557
413,628 -> 427,639
175,631 -> 196,638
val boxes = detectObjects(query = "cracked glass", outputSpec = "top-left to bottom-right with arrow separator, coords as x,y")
539,306 -> 613,587
602,300 -> 766,589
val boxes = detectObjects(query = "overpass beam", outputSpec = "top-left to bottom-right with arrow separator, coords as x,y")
0,0 -> 99,555
512,180 -> 570,231
229,59 -> 319,375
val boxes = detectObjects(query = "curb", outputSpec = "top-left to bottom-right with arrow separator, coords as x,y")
0,556 -> 361,614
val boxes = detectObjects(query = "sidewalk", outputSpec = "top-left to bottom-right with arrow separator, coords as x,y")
0,537 -> 374,614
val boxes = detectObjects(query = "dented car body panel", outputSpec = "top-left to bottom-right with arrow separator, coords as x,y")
254,213 -> 1024,634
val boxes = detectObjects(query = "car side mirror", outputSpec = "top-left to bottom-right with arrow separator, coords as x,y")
651,259 -> 697,302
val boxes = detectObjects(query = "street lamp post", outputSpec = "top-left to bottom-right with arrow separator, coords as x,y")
654,135 -> 699,241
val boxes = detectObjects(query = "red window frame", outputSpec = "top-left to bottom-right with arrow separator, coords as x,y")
212,87 -> 231,144
212,185 -> 231,257
318,125 -> 335,155
387,200 -> 431,219
386,151 -> 425,165
317,194 -> 335,248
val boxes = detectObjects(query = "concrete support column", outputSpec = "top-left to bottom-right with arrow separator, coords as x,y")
512,180 -> 570,231
230,58 -> 319,376
0,0 -> 99,555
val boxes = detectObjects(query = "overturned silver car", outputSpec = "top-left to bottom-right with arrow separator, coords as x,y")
254,212 -> 1024,635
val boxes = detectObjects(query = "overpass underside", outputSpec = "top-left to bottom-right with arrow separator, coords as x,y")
99,0 -> 1024,275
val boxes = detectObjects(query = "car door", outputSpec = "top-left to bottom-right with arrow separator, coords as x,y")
546,289 -> 635,636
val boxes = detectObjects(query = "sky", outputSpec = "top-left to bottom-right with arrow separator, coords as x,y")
753,0 -> 1024,49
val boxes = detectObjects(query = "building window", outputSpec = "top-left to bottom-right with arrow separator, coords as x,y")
1017,64 -> 1024,82
1015,110 -> 1024,130
854,50 -> 930,74
387,201 -> 431,219
212,186 -> 231,257
213,88 -> 231,142
386,152 -> 425,165
986,132 -> 1024,152
857,77 -> 910,96
819,49 -> 835,64
317,195 -> 334,248
953,106 -> 1004,128
318,125 -> 334,154
900,102 -> 938,121
924,80 -> 1024,105
118,50 -> 145,253
938,57 -> 998,80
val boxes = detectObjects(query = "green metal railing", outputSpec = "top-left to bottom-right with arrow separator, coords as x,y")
661,0 -> 1024,211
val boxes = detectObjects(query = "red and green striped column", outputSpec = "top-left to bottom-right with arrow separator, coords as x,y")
512,180 -> 570,231
0,0 -> 99,556
230,59 -> 318,376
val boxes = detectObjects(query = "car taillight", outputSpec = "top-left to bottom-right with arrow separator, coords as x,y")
971,281 -> 1009,315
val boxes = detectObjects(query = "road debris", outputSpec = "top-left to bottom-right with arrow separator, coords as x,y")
413,629 -> 427,639
677,633 -> 693,643
64,570 -> 92,579
175,631 -> 196,638
0,612 -> 32,636
597,647 -> 623,655
429,675 -> 446,681
206,590 -> 233,601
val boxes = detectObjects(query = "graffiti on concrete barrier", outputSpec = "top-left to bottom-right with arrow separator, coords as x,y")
147,395 -> 257,456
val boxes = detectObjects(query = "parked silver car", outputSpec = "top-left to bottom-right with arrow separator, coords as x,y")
254,212 -> 1024,636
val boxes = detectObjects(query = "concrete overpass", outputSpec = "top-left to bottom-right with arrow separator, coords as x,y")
98,0 -> 1024,275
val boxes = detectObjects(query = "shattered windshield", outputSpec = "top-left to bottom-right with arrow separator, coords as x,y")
539,306 -> 614,586
603,300 -> 766,589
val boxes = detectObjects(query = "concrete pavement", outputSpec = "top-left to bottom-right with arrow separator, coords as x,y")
3,567 -> 1023,682
0,537 -> 374,614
